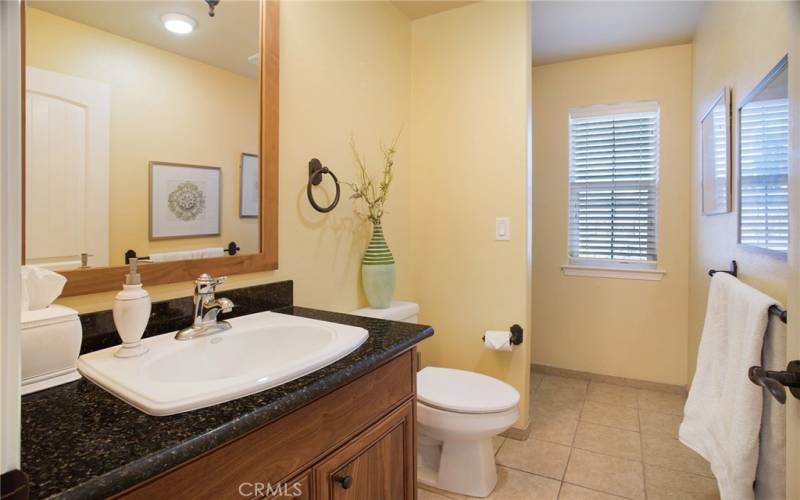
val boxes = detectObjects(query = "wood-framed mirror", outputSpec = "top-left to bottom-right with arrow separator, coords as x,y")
20,0 -> 279,297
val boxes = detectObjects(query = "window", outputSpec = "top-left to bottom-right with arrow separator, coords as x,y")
568,102 -> 660,268
738,56 -> 789,255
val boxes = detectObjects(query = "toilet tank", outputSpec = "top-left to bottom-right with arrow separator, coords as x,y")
351,301 -> 419,323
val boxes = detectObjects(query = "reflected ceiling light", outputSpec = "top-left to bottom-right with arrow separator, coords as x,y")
161,13 -> 196,35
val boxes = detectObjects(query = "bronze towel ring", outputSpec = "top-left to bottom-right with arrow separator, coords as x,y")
307,158 -> 341,213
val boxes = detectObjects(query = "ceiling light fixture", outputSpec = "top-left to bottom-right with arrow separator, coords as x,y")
161,13 -> 197,35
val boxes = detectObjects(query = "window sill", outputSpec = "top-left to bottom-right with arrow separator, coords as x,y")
561,264 -> 667,281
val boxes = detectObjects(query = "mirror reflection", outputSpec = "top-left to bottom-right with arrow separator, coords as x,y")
24,0 -> 261,270
737,57 -> 789,254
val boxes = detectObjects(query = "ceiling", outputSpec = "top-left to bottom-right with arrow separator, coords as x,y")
391,0 -> 478,20
532,1 -> 706,65
28,0 -> 260,79
29,1 -> 707,75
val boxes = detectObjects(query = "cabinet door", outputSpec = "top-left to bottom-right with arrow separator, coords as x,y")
315,400 -> 415,500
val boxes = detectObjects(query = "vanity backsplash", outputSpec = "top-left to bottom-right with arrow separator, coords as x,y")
78,280 -> 293,355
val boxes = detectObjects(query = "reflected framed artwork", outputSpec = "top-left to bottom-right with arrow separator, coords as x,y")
149,162 -> 222,240
701,87 -> 732,215
240,153 -> 260,218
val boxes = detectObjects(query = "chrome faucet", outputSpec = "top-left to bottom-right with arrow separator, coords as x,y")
175,273 -> 234,340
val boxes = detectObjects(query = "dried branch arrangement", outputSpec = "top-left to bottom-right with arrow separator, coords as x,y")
347,133 -> 400,225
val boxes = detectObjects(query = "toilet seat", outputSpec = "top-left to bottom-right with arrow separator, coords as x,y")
417,367 -> 520,414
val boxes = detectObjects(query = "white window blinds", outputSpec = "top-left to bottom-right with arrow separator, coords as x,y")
568,103 -> 660,266
739,95 -> 789,254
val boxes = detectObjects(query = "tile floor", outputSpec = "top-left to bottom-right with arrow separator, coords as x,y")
418,371 -> 720,500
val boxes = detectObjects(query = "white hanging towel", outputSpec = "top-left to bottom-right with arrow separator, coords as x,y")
679,273 -> 786,500
195,247 -> 225,259
148,250 -> 196,262
146,247 -> 224,262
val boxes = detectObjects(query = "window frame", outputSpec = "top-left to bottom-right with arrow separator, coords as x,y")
736,54 -> 789,259
566,101 -> 662,273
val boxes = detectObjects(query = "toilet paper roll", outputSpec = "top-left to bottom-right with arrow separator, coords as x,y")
484,330 -> 513,351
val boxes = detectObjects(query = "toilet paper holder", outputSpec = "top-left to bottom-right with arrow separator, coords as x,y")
482,324 -> 523,346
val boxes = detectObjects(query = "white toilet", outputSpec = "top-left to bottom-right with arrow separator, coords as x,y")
351,301 -> 520,498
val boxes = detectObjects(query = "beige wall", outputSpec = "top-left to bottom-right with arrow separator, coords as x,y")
54,0 -> 534,431
409,1 -> 532,429
57,1 -> 414,314
531,45 -> 693,386
689,2 -> 793,382
26,8 -> 261,264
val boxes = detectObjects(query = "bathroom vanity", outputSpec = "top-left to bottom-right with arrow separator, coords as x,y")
119,348 -> 417,499
20,282 -> 433,499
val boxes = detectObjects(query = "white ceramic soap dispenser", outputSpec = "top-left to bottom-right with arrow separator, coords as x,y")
113,258 -> 151,358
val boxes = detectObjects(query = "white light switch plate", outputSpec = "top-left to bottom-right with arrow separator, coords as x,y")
495,217 -> 510,241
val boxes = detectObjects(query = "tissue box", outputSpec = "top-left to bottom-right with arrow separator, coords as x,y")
21,305 -> 82,394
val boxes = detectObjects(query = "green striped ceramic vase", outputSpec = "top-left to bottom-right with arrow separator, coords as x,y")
361,223 -> 396,308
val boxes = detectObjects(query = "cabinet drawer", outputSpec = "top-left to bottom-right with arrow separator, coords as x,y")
117,351 -> 414,500
314,401 -> 415,500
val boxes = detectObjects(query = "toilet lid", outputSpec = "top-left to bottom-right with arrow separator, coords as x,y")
417,367 -> 520,414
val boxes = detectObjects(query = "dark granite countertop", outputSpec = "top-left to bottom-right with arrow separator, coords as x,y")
21,306 -> 433,500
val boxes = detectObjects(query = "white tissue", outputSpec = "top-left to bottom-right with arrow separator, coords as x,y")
21,266 -> 67,311
484,330 -> 512,351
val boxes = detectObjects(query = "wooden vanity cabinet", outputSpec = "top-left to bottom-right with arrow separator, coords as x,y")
313,401 -> 414,500
117,349 -> 417,500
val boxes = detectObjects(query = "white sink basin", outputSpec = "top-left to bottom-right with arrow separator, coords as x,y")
77,311 -> 368,416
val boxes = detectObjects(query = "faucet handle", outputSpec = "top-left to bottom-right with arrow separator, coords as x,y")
217,297 -> 234,313
196,273 -> 227,286
195,274 -> 227,294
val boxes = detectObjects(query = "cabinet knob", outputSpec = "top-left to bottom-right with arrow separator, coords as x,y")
335,474 -> 353,489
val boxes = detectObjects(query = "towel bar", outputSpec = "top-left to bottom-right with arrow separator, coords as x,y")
769,305 -> 788,324
125,241 -> 240,264
708,261 -> 787,324
708,260 -> 738,277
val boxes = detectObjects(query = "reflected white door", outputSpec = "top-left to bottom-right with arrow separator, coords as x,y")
25,67 -> 109,269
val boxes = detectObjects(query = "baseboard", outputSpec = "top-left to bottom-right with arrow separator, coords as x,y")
532,363 -> 687,395
501,419 -> 531,441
